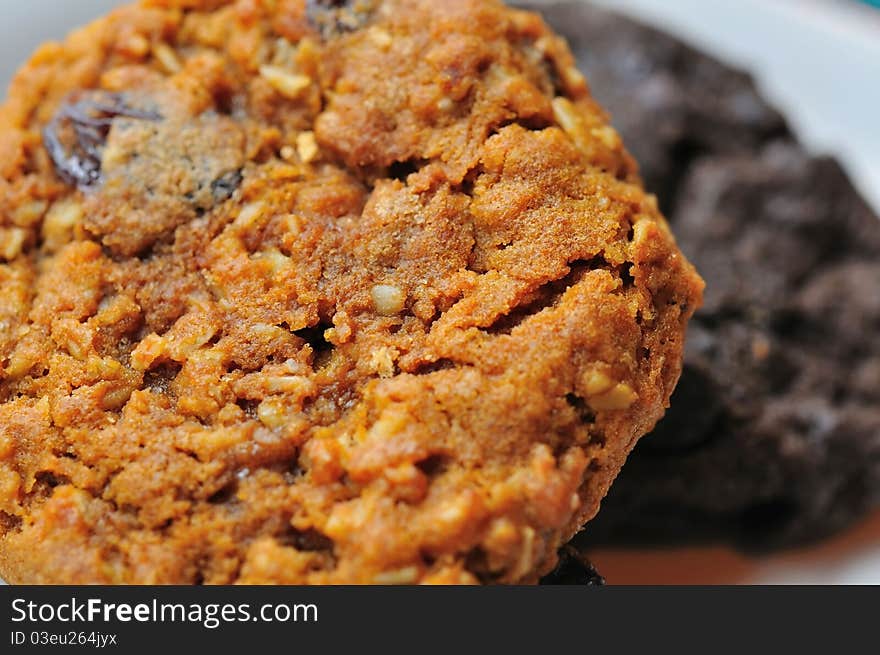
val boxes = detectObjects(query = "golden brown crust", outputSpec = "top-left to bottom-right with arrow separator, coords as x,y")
0,0 -> 702,584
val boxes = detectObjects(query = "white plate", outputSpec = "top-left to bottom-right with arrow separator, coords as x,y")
1,0 -> 878,585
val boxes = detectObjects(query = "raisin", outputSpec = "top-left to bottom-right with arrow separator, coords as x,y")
43,92 -> 161,190
306,0 -> 374,38
540,545 -> 605,585
210,169 -> 243,203
281,527 -> 335,553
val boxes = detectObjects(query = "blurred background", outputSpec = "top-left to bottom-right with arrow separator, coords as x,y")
0,0 -> 878,584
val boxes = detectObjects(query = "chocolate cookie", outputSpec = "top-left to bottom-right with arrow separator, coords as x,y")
540,545 -> 605,585
521,1 -> 880,548
0,0 -> 701,583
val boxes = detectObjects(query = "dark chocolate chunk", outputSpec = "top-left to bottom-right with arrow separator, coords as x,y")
43,92 -> 161,189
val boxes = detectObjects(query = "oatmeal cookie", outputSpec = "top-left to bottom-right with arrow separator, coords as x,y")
0,0 -> 701,583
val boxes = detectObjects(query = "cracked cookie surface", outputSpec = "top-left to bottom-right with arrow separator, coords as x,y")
0,0 -> 701,584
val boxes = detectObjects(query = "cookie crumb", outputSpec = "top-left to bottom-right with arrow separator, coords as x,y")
551,97 -> 581,139
371,284 -> 406,316
373,566 -> 420,585
0,228 -> 27,261
296,131 -> 319,163
42,200 -> 83,252
259,66 -> 311,99
257,399 -> 287,429
367,26 -> 392,49
369,346 -> 397,378
582,370 -> 614,397
590,383 -> 638,411
153,42 -> 182,74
